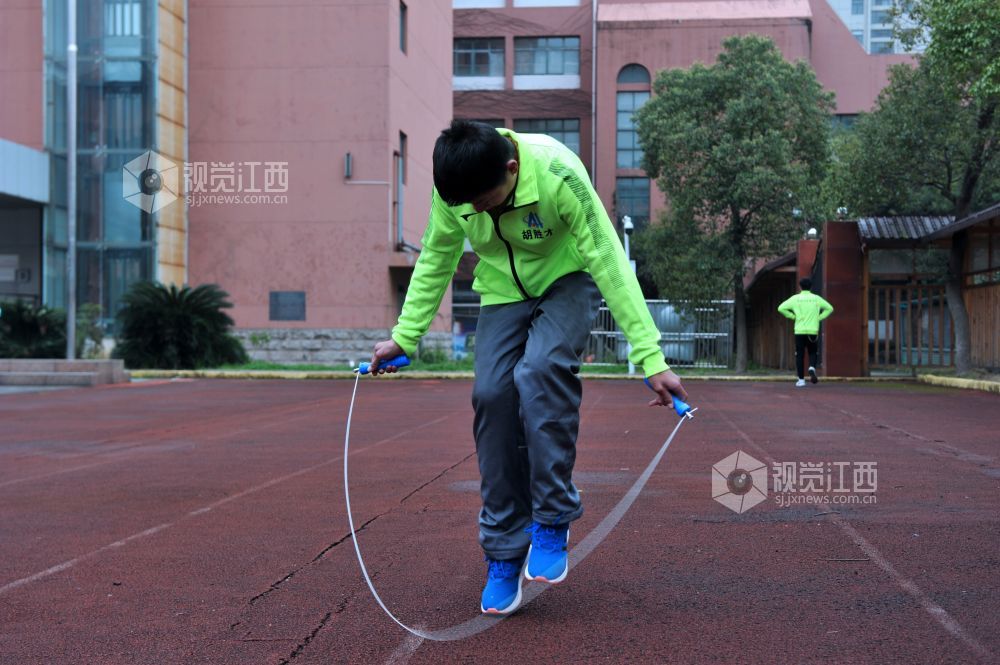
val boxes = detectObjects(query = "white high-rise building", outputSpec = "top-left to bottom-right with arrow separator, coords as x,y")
826,0 -> 925,54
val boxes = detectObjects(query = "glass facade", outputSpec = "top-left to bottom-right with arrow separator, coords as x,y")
43,0 -> 157,325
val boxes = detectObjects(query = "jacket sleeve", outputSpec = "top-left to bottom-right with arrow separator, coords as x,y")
391,190 -> 466,355
817,296 -> 835,322
777,296 -> 796,320
550,155 -> 669,377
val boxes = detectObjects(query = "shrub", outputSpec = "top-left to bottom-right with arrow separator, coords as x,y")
114,282 -> 248,369
0,301 -> 67,358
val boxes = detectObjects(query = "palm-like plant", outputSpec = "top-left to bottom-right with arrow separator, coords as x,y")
114,282 -> 248,369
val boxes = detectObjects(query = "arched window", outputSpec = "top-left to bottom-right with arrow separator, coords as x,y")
615,64 -> 651,227
616,64 -> 651,170
616,63 -> 650,85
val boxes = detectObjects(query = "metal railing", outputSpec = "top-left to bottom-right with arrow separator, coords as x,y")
452,299 -> 734,368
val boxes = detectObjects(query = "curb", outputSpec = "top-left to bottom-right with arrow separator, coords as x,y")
129,369 -> 917,383
917,374 -> 1000,395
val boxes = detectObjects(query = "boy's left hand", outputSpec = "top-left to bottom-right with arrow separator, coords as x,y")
646,370 -> 687,407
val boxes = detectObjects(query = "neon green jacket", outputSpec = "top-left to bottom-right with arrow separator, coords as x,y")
777,290 -> 834,335
391,129 -> 669,377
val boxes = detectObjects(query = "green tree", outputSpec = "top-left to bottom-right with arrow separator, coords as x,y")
831,0 -> 999,372
634,35 -> 834,371
893,0 -> 1000,102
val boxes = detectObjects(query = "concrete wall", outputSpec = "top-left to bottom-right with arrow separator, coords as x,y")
0,0 -> 43,150
187,0 -> 453,346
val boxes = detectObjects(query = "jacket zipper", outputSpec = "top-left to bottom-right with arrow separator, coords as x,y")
490,203 -> 533,299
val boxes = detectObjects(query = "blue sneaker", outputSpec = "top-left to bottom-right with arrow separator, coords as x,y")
524,522 -> 569,583
480,556 -> 525,615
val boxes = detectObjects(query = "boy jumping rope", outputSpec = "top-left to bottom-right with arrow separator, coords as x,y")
369,121 -> 687,615
777,277 -> 834,387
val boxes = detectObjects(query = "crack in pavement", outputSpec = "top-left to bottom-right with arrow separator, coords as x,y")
398,452 -> 475,504
248,513 -> 383,607
246,451 -> 475,608
275,570 -> 384,663
276,611 -> 333,664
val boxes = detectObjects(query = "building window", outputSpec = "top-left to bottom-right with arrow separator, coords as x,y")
512,118 -> 580,155
871,10 -> 891,24
104,0 -> 143,37
831,114 -> 858,131
399,131 -> 407,184
466,118 -> 505,127
514,37 -> 580,75
615,177 -> 650,228
616,63 -> 650,85
872,41 -> 894,53
453,0 -> 505,7
851,30 -> 865,45
399,1 -> 407,53
512,0 -> 581,6
454,38 -> 505,77
616,91 -> 649,169
851,0 -> 864,14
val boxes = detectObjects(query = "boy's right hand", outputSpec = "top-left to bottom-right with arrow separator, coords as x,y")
369,339 -> 406,375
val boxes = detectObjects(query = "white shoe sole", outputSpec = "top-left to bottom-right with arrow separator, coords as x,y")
524,542 -> 569,584
481,566 -> 524,615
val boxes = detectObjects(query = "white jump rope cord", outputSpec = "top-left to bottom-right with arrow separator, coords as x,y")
344,371 -> 694,642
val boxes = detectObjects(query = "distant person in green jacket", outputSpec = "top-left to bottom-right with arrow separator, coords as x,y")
369,120 -> 687,615
778,278 -> 834,387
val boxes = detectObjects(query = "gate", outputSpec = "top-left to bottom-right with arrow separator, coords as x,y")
868,285 -> 954,368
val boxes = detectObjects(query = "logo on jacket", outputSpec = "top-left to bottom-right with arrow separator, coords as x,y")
522,212 -> 553,241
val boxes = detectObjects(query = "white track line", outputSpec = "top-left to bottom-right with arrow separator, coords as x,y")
0,415 -> 451,597
712,400 -> 994,663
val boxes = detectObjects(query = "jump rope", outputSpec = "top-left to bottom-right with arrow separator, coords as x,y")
343,354 -> 696,641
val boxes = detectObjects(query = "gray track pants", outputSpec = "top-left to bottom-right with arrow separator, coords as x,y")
472,271 -> 602,560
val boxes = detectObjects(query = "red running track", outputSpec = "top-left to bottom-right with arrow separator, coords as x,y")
0,378 -> 998,664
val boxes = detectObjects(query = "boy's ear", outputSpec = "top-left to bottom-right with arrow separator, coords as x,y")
506,159 -> 519,175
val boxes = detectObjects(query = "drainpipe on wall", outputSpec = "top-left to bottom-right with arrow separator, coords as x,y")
343,151 -> 392,245
591,0 -> 598,186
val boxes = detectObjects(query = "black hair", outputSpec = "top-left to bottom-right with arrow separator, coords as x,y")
800,277 -> 812,290
433,120 -> 515,206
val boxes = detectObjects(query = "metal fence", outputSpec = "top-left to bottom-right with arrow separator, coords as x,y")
585,300 -> 733,368
452,299 -> 734,368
